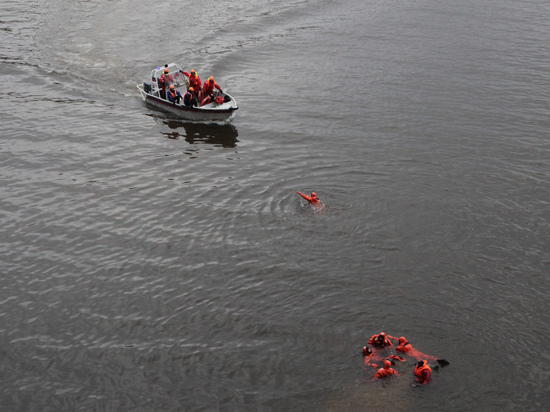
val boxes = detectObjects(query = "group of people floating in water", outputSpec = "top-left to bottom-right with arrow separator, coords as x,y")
158,65 -> 226,108
364,332 -> 450,385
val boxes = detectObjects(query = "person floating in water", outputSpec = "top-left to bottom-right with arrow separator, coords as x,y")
296,191 -> 320,204
373,359 -> 399,380
368,331 -> 393,347
363,345 -> 405,369
363,346 -> 383,369
414,360 -> 432,385
389,336 -> 450,365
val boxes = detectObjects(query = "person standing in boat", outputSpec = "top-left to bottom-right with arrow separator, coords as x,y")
183,87 -> 198,107
167,85 -> 182,105
159,68 -> 173,99
201,76 -> 223,106
160,68 -> 173,99
181,69 -> 202,100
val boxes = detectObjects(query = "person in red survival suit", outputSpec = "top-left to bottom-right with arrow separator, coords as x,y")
201,76 -> 223,106
389,336 -> 450,365
373,360 -> 399,380
181,69 -> 202,100
414,360 -> 432,385
296,191 -> 320,204
363,346 -> 405,369
363,346 -> 382,369
368,332 -> 393,347
159,68 -> 173,99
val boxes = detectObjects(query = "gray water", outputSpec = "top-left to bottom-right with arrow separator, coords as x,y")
1,0 -> 549,410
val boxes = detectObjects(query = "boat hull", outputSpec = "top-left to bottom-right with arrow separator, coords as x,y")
138,85 -> 238,122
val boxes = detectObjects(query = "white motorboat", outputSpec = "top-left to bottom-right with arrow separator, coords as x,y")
137,63 -> 238,122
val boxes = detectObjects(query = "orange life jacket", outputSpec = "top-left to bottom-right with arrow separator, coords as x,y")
414,362 -> 432,381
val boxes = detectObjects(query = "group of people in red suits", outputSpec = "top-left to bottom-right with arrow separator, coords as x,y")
364,331 -> 450,385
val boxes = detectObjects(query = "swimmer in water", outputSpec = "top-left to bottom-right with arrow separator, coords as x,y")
388,336 -> 450,365
414,360 -> 432,385
296,191 -> 320,204
368,331 -> 393,347
363,346 -> 405,369
372,359 -> 399,380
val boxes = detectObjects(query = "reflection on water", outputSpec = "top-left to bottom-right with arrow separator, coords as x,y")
158,117 -> 239,148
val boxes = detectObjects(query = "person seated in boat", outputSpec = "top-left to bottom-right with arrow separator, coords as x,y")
372,360 -> 399,380
183,87 -> 198,107
389,336 -> 450,365
368,331 -> 393,347
181,69 -> 202,100
296,191 -> 319,204
201,76 -> 223,106
167,85 -> 182,105
159,68 -> 173,99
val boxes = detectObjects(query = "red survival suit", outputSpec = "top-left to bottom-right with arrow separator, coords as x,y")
363,347 -> 384,369
391,336 -> 438,362
182,70 -> 202,98
373,360 -> 399,380
363,347 -> 405,369
368,332 -> 393,347
414,360 -> 432,385
296,191 -> 319,204
201,76 -> 223,106
159,69 -> 173,99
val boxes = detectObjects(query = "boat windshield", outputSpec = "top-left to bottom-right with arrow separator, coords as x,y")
151,63 -> 187,88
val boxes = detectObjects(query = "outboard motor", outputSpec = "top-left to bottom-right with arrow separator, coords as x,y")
143,81 -> 152,93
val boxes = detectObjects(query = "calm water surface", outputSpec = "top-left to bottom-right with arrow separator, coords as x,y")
1,0 -> 549,410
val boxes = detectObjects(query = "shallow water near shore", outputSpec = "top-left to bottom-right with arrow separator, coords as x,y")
1,0 -> 549,410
